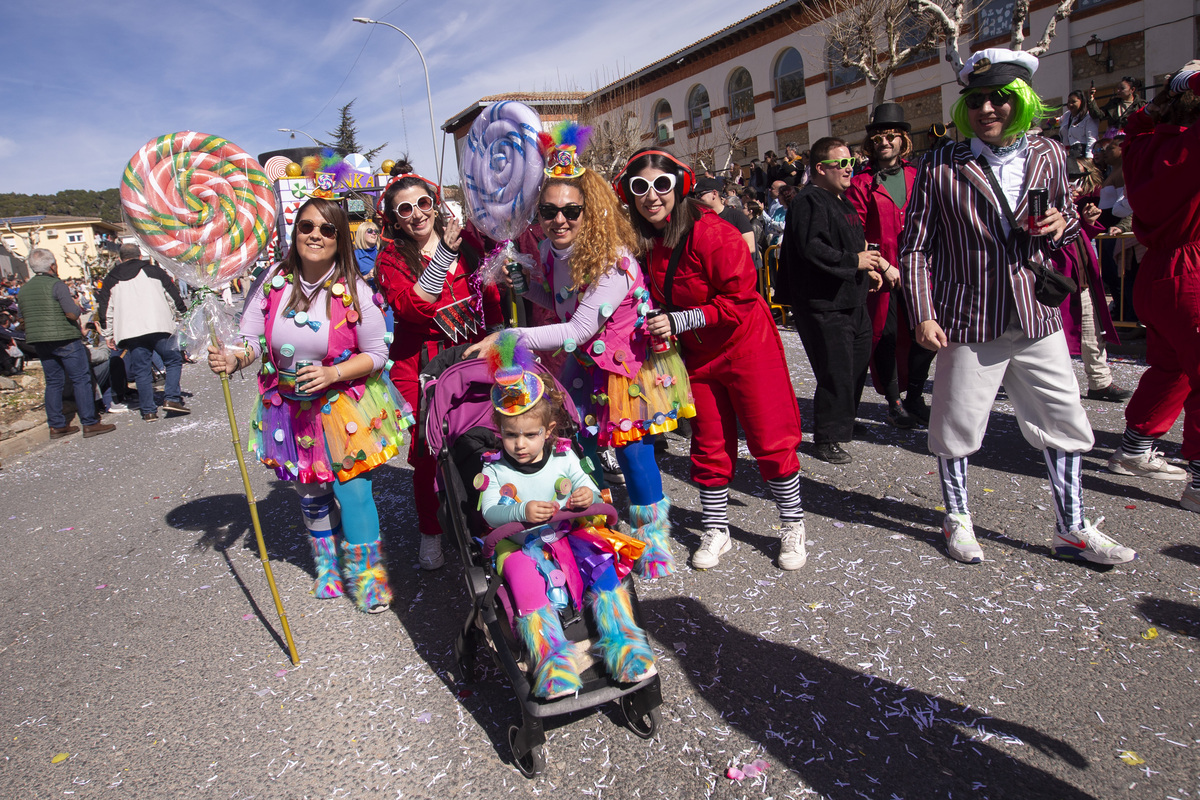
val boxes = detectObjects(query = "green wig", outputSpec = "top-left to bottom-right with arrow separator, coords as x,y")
951,79 -> 1059,141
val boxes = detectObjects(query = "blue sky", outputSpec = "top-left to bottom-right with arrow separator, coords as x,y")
0,0 -> 762,195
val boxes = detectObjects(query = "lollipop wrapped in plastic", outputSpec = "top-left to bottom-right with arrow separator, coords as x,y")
459,101 -> 545,285
120,131 -> 277,351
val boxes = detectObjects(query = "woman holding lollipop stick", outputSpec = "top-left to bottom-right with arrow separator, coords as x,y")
207,197 -> 410,614
374,160 -> 503,570
615,148 -> 807,572
467,124 -> 696,578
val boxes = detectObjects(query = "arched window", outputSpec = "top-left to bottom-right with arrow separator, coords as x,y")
828,41 -> 863,89
688,85 -> 711,133
727,68 -> 755,122
654,99 -> 673,143
774,47 -> 805,104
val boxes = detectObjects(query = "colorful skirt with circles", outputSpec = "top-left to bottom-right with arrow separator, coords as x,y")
562,343 -> 696,448
248,374 -> 414,484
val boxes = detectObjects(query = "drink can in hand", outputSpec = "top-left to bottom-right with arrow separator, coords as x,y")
505,262 -> 528,295
1027,188 -> 1049,232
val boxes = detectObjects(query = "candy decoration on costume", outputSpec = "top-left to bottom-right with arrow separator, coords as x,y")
487,330 -> 545,415
120,131 -> 276,289
538,121 -> 593,179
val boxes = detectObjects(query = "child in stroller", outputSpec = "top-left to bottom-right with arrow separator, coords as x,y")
480,332 -> 656,700
421,335 -> 663,775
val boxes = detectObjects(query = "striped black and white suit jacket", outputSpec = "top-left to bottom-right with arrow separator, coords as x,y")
899,136 -> 1080,344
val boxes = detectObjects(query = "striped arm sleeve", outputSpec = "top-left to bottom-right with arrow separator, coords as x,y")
416,242 -> 458,295
668,308 -> 706,334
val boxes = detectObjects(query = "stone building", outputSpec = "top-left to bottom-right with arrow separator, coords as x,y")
443,0 -> 1197,177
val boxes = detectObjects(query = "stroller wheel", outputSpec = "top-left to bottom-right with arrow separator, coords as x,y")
508,724 -> 545,778
619,692 -> 661,739
454,631 -> 476,683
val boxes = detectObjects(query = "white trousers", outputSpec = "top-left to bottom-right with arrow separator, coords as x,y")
929,321 -> 1094,459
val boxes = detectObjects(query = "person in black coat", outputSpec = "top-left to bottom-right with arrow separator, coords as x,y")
782,137 -> 885,464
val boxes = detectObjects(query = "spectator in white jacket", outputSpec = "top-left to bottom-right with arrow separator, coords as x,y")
96,244 -> 189,421
1058,91 -> 1100,158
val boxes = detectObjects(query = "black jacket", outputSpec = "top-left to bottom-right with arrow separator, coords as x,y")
781,183 -> 868,312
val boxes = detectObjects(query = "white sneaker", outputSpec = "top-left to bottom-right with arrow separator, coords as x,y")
943,513 -> 983,563
778,520 -> 807,571
1107,447 -> 1187,481
692,526 -> 731,569
1053,517 -> 1136,565
418,534 -> 444,570
1181,485 -> 1200,513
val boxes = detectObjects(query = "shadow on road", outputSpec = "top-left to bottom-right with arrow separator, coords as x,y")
643,595 -> 1097,800
1161,543 -> 1200,567
1137,596 -> 1200,639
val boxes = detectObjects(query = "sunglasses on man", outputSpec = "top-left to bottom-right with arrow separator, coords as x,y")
296,219 -> 337,238
869,132 -> 903,145
537,203 -> 585,221
393,195 -> 435,219
628,173 -> 677,197
964,89 -> 1016,110
818,157 -> 857,170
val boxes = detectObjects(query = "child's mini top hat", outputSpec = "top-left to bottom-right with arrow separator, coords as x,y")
488,330 -> 545,415
538,121 -> 593,179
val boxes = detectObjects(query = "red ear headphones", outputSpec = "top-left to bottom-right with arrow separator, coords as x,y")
612,149 -> 695,204
377,173 -> 443,225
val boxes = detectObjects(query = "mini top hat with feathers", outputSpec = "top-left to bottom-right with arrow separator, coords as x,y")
300,149 -> 349,199
488,330 -> 545,416
538,121 -> 593,179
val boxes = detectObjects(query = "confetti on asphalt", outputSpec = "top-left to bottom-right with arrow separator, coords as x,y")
51,753 -> 69,764
1118,750 -> 1146,765
1141,627 -> 1159,640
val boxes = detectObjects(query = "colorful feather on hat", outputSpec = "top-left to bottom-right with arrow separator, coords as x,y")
550,120 -> 593,154
486,330 -> 535,382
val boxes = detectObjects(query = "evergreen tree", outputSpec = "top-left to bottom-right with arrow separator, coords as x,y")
318,99 -> 388,161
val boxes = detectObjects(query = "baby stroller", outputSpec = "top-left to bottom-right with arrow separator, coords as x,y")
421,345 -> 663,777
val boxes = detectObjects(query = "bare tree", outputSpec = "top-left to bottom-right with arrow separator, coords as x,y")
574,83 -> 645,179
818,0 -> 966,108
909,0 -> 972,73
713,116 -> 758,175
1010,0 -> 1076,56
3,222 -> 42,258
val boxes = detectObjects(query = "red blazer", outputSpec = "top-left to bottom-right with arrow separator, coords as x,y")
846,163 -> 918,267
899,137 -> 1080,344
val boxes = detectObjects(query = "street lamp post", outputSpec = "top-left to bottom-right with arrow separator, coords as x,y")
277,127 -> 322,147
352,17 -> 442,187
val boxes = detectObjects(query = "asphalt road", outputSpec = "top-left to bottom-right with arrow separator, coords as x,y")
0,328 -> 1196,800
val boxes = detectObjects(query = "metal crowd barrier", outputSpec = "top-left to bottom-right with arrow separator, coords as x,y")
761,244 -> 789,325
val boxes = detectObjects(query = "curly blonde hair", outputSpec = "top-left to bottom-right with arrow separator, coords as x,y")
541,169 -> 642,290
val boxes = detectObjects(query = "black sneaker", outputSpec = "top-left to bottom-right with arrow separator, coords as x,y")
599,448 -> 625,485
902,395 -> 931,427
142,412 -> 158,422
812,442 -> 852,464
163,400 -> 191,416
886,399 -> 917,429
1086,384 -> 1133,403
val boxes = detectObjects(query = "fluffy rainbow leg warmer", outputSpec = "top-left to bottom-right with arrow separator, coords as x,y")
309,534 -> 344,599
339,538 -> 393,614
630,497 -> 674,579
588,585 -> 657,683
515,604 -> 582,700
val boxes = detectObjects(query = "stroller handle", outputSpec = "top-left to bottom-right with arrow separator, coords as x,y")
482,503 -> 620,556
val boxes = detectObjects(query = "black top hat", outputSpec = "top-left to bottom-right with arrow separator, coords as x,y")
866,103 -> 910,134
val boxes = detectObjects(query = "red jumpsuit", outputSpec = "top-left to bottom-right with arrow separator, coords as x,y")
644,210 -> 802,486
846,164 -> 920,395
375,243 -> 501,536
1122,93 -> 1200,461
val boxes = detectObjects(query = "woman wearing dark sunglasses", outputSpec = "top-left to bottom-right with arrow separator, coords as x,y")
374,160 -> 503,570
207,197 -> 411,613
466,129 -> 696,578
616,147 -> 807,573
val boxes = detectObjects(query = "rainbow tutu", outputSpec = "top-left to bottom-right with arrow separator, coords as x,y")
248,373 -> 414,484
564,343 -> 696,448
